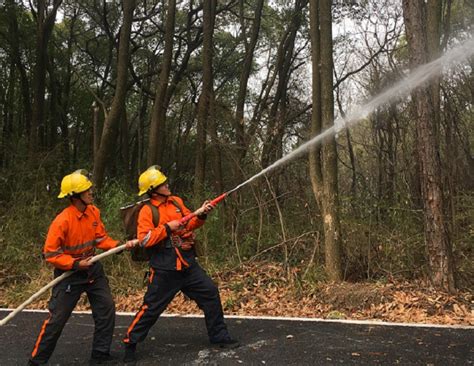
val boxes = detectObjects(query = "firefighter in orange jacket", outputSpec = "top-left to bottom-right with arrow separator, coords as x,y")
28,170 -> 139,366
123,166 -> 238,363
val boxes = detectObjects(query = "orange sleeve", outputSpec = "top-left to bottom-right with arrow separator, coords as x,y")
137,204 -> 168,247
173,196 -> 206,231
43,216 -> 75,271
92,206 -> 119,250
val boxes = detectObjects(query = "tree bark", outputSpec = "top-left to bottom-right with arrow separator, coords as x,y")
309,0 -> 343,282
208,89 -> 223,194
29,0 -> 62,160
93,0 -> 136,189
402,0 -> 455,292
147,0 -> 177,166
261,0 -> 306,169
92,102 -> 101,161
6,0 -> 32,139
234,0 -> 264,165
120,106 -> 130,177
308,0 -> 323,207
193,0 -> 216,201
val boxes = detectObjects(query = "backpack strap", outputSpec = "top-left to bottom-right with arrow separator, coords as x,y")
169,199 -> 184,217
143,200 -> 180,228
144,201 -> 160,228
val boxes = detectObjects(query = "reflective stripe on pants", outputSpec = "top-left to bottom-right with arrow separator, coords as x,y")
124,264 -> 229,345
30,276 -> 115,364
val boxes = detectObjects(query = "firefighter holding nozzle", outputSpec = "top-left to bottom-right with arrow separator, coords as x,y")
123,165 -> 239,364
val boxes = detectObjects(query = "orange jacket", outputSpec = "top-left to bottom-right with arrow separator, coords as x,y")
137,196 -> 205,247
43,204 -> 118,271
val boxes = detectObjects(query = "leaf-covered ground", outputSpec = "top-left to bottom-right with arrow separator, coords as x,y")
22,262 -> 471,326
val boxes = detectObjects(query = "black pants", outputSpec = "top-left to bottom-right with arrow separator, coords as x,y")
124,264 -> 229,345
30,276 -> 115,364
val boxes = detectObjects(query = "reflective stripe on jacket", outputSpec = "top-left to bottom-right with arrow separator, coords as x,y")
43,204 -> 119,271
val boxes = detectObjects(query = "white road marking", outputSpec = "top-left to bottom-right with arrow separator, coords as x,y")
1,308 -> 472,329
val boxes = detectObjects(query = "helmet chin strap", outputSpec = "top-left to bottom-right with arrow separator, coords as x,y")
151,191 -> 170,198
79,197 -> 90,206
71,193 -> 90,209
150,186 -> 170,198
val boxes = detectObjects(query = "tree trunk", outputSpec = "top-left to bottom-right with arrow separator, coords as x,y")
427,0 -> 442,139
1,61 -> 15,168
147,0 -> 176,166
402,0 -> 455,292
29,0 -> 62,160
261,0 -> 305,169
234,0 -> 264,165
93,0 -> 136,189
92,101 -> 101,162
6,0 -> 32,139
120,106 -> 130,178
193,0 -> 216,202
308,0 -> 323,207
310,0 -> 343,282
208,90 -> 223,194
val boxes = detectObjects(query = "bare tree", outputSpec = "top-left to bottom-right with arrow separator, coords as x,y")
93,0 -> 136,189
193,0 -> 216,200
29,0 -> 62,159
234,0 -> 264,166
147,0 -> 177,166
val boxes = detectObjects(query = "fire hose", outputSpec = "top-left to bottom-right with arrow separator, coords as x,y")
0,233 -> 151,326
1,188 -> 235,326
178,187 -> 240,226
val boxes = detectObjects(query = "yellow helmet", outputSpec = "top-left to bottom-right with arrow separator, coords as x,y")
138,165 -> 168,196
58,169 -> 93,198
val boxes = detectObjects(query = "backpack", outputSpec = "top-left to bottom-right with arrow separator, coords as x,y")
120,198 -> 182,262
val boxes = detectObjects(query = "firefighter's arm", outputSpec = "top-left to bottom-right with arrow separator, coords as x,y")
179,197 -> 209,231
92,206 -> 119,250
137,204 -> 168,247
43,219 -> 76,271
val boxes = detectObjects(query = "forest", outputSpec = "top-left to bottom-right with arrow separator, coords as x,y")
0,0 -> 472,324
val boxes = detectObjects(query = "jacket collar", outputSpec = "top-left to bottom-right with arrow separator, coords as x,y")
69,204 -> 90,218
150,196 -> 169,207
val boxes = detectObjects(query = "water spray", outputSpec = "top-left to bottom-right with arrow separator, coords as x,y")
180,36 -> 474,225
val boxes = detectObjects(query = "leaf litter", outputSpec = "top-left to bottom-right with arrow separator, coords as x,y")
7,262 -> 473,326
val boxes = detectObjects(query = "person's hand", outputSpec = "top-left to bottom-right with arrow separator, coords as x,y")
181,241 -> 193,250
125,239 -> 139,250
167,219 -> 184,232
76,257 -> 92,270
200,200 -> 215,214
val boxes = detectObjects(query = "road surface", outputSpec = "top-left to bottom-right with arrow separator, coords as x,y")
0,309 -> 472,365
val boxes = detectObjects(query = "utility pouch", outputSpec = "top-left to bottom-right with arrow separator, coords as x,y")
171,235 -> 184,248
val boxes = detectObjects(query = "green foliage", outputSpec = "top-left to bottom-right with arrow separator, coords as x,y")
0,0 -> 473,300
0,162 -> 63,278
95,178 -> 136,239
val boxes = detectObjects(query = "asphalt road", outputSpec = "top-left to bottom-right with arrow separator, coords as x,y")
0,309 -> 472,365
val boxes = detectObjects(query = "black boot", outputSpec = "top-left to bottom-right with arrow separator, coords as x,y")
89,350 -> 117,365
123,343 -> 137,364
211,336 -> 240,349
